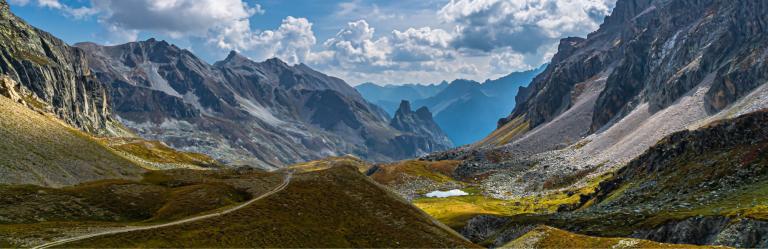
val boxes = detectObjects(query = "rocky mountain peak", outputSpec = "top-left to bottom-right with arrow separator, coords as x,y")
263,57 -> 290,68
218,50 -> 250,65
415,106 -> 432,120
391,100 -> 453,149
397,100 -> 413,114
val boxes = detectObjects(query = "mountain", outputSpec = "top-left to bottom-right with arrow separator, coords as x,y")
357,66 -> 544,146
409,0 -> 768,247
356,82 -> 449,115
423,67 -> 547,146
390,100 -> 453,154
76,41 -> 451,168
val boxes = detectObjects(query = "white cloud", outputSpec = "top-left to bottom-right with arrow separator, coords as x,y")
390,27 -> 454,62
319,20 -> 392,69
490,50 -> 528,73
91,0 -> 260,37
229,16 -> 317,64
440,0 -> 616,53
10,0 -> 97,19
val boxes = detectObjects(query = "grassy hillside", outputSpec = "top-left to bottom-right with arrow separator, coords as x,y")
101,137 -> 223,170
58,166 -> 478,248
0,96 -> 145,187
0,169 -> 282,247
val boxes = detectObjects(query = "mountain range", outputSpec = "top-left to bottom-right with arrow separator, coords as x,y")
2,0 -> 768,248
73,39 -> 450,169
356,65 -> 546,146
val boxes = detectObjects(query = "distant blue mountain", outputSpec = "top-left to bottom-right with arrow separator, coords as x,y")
356,82 -> 449,115
356,65 -> 546,146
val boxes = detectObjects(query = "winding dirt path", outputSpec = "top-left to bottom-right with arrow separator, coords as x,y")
33,171 -> 293,249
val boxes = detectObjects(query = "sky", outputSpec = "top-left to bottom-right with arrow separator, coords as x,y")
8,0 -> 617,86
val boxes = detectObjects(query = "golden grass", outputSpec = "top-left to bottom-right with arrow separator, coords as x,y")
58,166 -> 479,248
413,173 -> 608,228
0,96 -> 145,187
476,115 -> 530,147
370,160 -> 462,185
102,137 -> 221,168
503,225 -> 727,249
287,155 -> 370,173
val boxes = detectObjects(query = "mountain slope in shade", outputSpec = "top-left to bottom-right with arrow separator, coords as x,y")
77,41 -> 449,168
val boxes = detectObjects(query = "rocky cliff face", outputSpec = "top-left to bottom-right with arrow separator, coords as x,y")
390,100 -> 453,153
78,41 -> 451,168
499,0 -> 768,135
0,0 -> 114,134
461,0 -> 768,197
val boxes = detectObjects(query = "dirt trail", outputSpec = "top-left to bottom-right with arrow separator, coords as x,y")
33,171 -> 293,249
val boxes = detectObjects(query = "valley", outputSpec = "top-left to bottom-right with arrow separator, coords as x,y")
1,0 -> 768,248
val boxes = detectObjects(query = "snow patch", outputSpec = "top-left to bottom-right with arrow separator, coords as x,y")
425,189 -> 469,198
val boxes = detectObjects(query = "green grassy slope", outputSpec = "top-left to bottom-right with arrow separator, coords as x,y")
0,96 -> 145,187
60,166 -> 478,248
0,169 -> 282,247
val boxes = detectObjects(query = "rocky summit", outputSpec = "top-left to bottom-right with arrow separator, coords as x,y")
76,40 -> 450,168
390,100 -> 453,155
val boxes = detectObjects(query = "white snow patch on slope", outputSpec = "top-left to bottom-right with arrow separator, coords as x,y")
426,189 -> 468,198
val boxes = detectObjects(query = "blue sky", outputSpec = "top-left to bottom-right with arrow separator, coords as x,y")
8,0 -> 616,85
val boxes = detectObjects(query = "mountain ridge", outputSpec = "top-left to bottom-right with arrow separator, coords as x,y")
77,39 -> 452,168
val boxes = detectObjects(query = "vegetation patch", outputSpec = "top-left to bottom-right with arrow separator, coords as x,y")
0,169 -> 281,247
59,166 -> 478,248
287,155 -> 370,173
413,175 -> 604,229
503,225 -> 722,249
477,115 -> 530,146
369,160 -> 461,185
103,137 -> 222,168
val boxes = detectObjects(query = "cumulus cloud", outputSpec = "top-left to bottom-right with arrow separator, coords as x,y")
91,0 -> 260,37
390,27 -> 454,62
319,20 -> 392,69
440,0 -> 615,53
231,16 -> 317,64
10,0 -> 97,19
